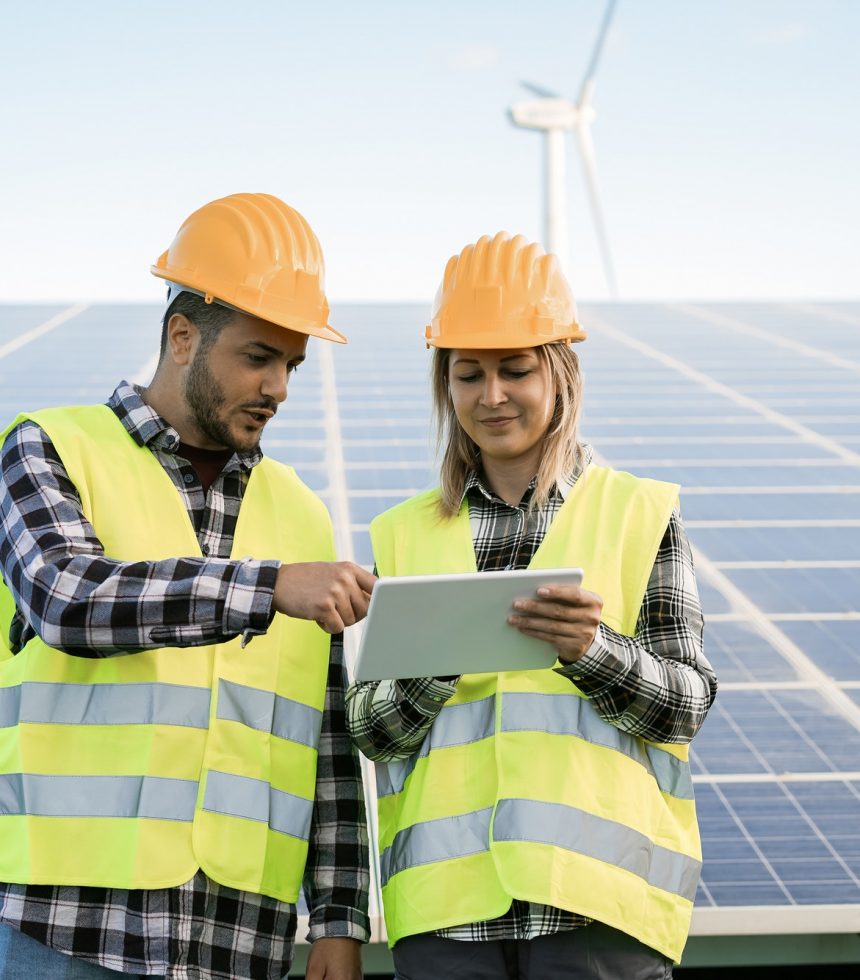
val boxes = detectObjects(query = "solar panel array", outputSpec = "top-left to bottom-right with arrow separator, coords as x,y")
579,304 -> 860,925
1,299 -> 858,945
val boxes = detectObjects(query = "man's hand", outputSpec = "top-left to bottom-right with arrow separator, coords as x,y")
304,936 -> 362,980
274,562 -> 376,634
507,584 -> 604,663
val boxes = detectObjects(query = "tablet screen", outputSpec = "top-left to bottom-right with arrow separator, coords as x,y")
353,567 -> 584,681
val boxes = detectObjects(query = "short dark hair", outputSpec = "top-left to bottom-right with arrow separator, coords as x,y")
160,291 -> 236,359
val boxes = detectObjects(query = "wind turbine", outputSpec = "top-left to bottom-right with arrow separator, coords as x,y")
508,0 -> 619,297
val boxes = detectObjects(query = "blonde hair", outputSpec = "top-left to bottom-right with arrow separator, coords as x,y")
431,343 -> 585,517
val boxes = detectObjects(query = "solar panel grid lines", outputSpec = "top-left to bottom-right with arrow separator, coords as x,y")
786,303 -> 860,327
693,779 -> 860,908
693,768 -> 860,779
718,567 -> 860,615
591,384 -> 859,395
0,303 -> 89,360
711,681 -> 811,691
588,393 -> 860,408
693,688 -> 860,778
592,478 -> 859,540
594,434 -> 804,442
587,414 -> 860,425
706,613 -> 857,622
586,315 -> 860,467
669,303 -> 860,376
606,457 -> 851,467
0,306 -> 70,342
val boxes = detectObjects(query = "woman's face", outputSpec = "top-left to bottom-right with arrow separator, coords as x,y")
448,347 -> 556,471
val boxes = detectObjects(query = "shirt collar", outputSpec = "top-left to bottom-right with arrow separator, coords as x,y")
462,443 -> 594,507
106,381 -> 263,471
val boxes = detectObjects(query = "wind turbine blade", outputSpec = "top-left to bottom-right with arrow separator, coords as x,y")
575,122 -> 619,298
520,79 -> 560,99
576,0 -> 618,106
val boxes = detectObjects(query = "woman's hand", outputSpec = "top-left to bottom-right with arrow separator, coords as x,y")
507,584 -> 603,663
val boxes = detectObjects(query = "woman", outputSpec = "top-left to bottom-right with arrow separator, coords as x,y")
346,233 -> 717,979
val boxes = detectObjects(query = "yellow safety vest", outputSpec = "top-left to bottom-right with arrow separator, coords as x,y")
0,405 -> 333,901
369,465 -> 702,962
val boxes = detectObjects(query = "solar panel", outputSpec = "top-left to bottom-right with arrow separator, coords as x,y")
701,621 -> 801,683
1,299 -> 859,960
775,621 -> 860,680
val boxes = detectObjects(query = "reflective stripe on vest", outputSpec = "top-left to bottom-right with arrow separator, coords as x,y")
379,799 -> 701,904
369,470 -> 701,962
493,798 -> 701,903
380,807 -> 493,885
376,695 -> 495,798
0,405 -> 333,899
0,677 -> 323,745
376,691 -> 691,802
216,679 -> 322,747
502,692 -> 693,800
202,770 -> 314,840
0,773 -> 198,821
0,681 -> 211,729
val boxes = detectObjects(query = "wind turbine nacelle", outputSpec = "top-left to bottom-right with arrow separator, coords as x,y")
509,98 -> 579,131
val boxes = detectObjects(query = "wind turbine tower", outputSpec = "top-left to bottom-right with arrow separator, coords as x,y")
508,0 -> 619,297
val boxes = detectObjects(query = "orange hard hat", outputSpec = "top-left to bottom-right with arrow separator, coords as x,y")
425,232 -> 586,349
152,193 -> 346,344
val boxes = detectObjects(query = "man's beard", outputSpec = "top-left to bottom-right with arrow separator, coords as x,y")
185,347 -> 247,452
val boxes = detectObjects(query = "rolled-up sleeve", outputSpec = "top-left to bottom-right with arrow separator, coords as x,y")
556,508 -> 717,743
346,675 -> 457,763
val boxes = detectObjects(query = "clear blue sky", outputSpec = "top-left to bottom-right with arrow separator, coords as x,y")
1,0 -> 857,302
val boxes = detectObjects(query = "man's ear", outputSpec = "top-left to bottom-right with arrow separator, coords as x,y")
166,313 -> 199,366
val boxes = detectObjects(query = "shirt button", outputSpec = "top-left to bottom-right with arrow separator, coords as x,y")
201,544 -> 210,556
183,472 -> 195,485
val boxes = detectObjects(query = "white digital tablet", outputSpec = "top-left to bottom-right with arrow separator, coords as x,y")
353,567 -> 584,681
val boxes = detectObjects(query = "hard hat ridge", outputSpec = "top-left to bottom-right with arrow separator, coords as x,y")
425,231 -> 586,349
152,192 -> 345,344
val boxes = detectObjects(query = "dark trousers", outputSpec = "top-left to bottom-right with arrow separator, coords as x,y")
393,922 -> 673,980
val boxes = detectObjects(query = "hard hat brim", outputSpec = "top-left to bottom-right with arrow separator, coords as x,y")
152,266 -> 347,344
425,327 -> 587,349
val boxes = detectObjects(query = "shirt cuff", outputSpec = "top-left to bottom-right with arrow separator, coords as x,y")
553,625 -> 631,693
306,906 -> 371,944
222,559 -> 279,643
404,676 -> 459,712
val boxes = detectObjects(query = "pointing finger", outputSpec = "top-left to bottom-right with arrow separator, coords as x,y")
353,566 -> 378,593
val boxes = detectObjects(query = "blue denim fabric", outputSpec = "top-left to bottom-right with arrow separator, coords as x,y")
0,923 -> 153,979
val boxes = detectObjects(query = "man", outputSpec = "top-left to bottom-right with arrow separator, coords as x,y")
0,193 -> 374,979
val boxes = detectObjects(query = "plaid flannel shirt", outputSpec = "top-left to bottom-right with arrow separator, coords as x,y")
0,382 -> 369,979
346,449 -> 716,941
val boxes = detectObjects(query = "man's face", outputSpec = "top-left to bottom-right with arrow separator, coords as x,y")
183,312 -> 308,453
